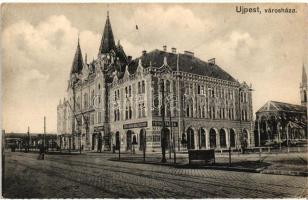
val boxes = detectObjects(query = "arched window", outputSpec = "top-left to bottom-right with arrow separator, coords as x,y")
129,106 -> 132,119
186,105 -> 190,117
220,129 -> 227,148
138,82 -> 141,94
84,93 -> 88,109
76,96 -> 81,110
91,90 -> 94,106
129,86 -> 132,97
142,80 -> 145,93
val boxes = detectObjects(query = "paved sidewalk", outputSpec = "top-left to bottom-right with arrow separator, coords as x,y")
111,151 -> 308,176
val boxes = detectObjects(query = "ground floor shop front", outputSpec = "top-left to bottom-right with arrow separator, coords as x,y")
60,118 -> 254,153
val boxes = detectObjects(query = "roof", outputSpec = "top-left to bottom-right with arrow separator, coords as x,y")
71,39 -> 84,74
257,101 -> 306,113
127,49 -> 237,82
5,133 -> 57,138
98,13 -> 116,55
302,65 -> 307,86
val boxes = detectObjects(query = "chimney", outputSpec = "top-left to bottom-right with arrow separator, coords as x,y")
163,45 -> 167,52
184,50 -> 194,57
171,47 -> 177,53
208,58 -> 215,65
127,56 -> 132,63
142,50 -> 147,55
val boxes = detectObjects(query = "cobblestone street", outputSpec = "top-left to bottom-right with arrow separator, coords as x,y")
3,151 -> 307,198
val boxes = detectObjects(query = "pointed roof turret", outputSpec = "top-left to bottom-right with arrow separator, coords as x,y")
98,11 -> 116,56
71,37 -> 84,74
301,64 -> 307,86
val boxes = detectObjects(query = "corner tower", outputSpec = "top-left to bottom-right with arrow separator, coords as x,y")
98,11 -> 116,57
300,64 -> 307,107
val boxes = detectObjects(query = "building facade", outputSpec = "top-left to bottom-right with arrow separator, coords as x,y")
255,66 -> 307,147
57,13 -> 254,152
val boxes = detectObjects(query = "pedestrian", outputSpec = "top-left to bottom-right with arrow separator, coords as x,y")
112,144 -> 115,153
98,139 -> 102,153
38,143 -> 44,160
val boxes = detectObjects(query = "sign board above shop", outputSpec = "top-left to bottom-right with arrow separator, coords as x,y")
94,126 -> 104,132
123,122 -> 148,129
152,121 -> 178,127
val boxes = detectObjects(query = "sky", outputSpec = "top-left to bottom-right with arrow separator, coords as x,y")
2,3 -> 307,133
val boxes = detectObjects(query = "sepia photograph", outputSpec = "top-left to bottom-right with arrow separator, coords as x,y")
1,2 -> 308,198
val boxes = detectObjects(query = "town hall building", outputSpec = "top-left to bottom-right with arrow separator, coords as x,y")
57,13 -> 254,152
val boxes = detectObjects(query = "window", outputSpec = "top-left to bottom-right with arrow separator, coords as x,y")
98,112 -> 101,123
84,93 -> 88,109
129,106 -> 132,119
125,87 -> 128,97
197,85 -> 201,94
125,106 -> 128,120
90,114 -> 94,125
76,96 -> 81,110
129,86 -> 132,97
138,82 -> 141,94
209,107 -> 212,119
142,81 -> 146,93
186,105 -> 190,117
91,90 -> 94,106
165,80 -> 169,93
138,104 -> 141,118
202,106 -> 206,118
142,103 -> 145,117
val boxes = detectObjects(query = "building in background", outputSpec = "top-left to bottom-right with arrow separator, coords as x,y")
57,12 -> 254,152
255,66 -> 307,147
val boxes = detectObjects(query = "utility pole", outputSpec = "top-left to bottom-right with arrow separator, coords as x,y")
143,131 -> 146,163
169,107 -> 171,159
27,126 -> 30,152
176,54 -> 181,152
258,118 -> 262,162
161,79 -> 167,163
170,111 -> 176,164
43,116 -> 46,160
229,129 -> 231,166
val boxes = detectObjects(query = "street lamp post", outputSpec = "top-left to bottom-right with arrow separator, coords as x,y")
143,130 -> 146,163
43,116 -> 46,160
229,129 -> 231,167
258,119 -> 262,162
160,80 -> 167,163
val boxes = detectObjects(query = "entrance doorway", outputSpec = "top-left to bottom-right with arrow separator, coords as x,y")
187,127 -> 195,149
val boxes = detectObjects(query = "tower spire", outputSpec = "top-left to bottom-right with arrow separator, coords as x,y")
70,37 -> 84,75
98,11 -> 116,56
302,64 -> 307,86
300,64 -> 307,106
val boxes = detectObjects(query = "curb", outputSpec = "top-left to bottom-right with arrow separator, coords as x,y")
109,158 -> 179,167
261,169 -> 308,177
110,158 -> 308,177
174,164 -> 265,173
110,158 -> 264,173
